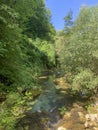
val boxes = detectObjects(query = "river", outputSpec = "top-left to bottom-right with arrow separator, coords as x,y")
16,72 -> 98,130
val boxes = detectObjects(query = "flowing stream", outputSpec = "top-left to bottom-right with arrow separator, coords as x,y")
16,72 -> 92,130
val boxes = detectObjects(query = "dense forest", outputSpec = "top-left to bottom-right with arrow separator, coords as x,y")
0,1 -> 98,130
0,0 -> 55,129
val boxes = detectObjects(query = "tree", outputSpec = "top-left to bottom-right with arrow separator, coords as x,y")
56,5 -> 98,96
0,1 -> 55,129
64,10 -> 73,34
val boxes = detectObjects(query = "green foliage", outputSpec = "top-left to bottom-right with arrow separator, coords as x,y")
0,87 -> 42,130
0,3 -> 23,91
0,1 -> 55,92
6,0 -> 56,40
58,106 -> 67,116
0,93 -> 21,130
55,5 -> 98,96
71,69 -> 98,94
33,38 -> 55,66
0,1 -> 55,129
64,10 -> 73,34
84,101 -> 98,114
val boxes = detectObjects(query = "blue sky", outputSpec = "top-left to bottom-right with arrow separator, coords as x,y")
45,0 -> 98,30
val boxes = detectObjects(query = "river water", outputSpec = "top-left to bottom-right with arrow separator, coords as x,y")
16,74 -> 95,130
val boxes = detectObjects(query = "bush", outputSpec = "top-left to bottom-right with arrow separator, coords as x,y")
71,69 -> 98,96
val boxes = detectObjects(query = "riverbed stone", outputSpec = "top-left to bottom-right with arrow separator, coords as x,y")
85,121 -> 89,128
93,127 -> 98,130
78,111 -> 86,123
85,114 -> 98,122
64,112 -> 71,119
57,126 -> 67,130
